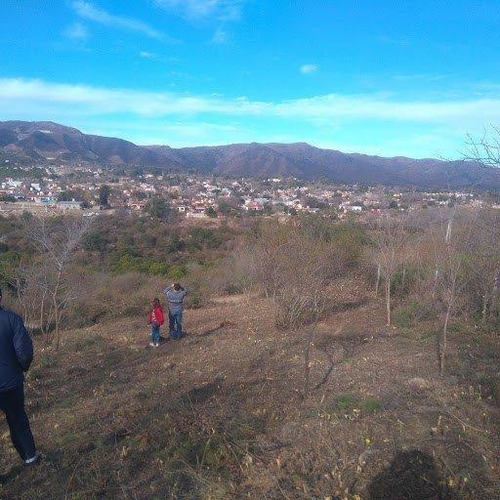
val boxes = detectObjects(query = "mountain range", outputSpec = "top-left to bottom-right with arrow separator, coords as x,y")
1,120 -> 499,190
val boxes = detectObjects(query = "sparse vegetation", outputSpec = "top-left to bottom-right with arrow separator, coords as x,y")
0,208 -> 499,499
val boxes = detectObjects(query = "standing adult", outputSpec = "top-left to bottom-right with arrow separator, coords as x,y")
0,286 -> 39,465
164,282 -> 187,339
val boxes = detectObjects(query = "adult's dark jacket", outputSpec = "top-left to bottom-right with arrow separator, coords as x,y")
0,307 -> 33,392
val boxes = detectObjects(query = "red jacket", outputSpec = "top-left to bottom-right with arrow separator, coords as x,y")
149,305 -> 164,326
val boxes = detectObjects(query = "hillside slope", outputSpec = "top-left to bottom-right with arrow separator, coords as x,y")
0,121 -> 181,168
1,287 -> 498,499
2,120 -> 500,189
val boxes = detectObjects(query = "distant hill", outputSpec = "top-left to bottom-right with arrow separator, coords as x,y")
1,120 -> 499,190
0,120 -> 182,169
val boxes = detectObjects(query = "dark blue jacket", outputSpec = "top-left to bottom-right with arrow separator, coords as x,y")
0,307 -> 33,392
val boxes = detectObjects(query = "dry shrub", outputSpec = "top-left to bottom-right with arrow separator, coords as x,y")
366,207 -> 500,374
181,273 -> 214,309
66,272 -> 166,327
459,209 -> 500,321
230,217 -> 365,329
272,234 -> 333,328
403,207 -> 500,321
65,265 -> 218,329
200,247 -> 258,297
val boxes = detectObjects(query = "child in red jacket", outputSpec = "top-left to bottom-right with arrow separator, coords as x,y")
148,298 -> 164,347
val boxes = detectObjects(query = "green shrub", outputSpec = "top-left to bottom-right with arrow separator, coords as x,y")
81,231 -> 110,252
187,228 -> 222,251
0,250 -> 20,283
111,254 -> 171,276
478,374 -> 500,404
168,264 -> 187,280
393,299 -> 437,328
333,393 -> 357,412
393,305 -> 415,328
65,273 -> 166,327
359,396 -> 382,413
391,265 -> 426,296
326,393 -> 383,415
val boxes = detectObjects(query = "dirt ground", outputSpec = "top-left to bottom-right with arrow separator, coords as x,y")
0,285 -> 499,499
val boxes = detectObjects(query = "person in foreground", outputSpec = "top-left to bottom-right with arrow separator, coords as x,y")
0,286 -> 39,466
148,297 -> 164,347
164,282 -> 187,340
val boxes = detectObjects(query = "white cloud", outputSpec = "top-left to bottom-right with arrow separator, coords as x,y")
300,64 -> 318,74
393,73 -> 449,82
83,119 -> 247,147
5,78 -> 500,156
154,0 -> 244,21
2,78 -> 500,132
377,35 -> 410,47
72,1 -> 164,39
139,51 -> 156,59
211,29 -> 228,44
157,121 -> 239,138
64,22 -> 89,41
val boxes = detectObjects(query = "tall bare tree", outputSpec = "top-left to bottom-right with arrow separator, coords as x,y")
431,209 -> 479,374
370,215 -> 413,326
19,215 -> 91,349
461,127 -> 500,323
463,125 -> 500,168
469,210 -> 500,323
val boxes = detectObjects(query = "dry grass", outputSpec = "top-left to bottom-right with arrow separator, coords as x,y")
0,284 -> 498,499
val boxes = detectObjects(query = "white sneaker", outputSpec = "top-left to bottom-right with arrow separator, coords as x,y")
25,452 -> 41,466
154,342 -> 159,347
149,342 -> 155,347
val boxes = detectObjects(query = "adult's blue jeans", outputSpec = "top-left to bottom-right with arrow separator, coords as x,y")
0,386 -> 37,461
169,310 -> 183,338
151,323 -> 160,343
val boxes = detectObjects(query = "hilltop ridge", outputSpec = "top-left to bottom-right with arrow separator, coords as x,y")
1,120 -> 500,190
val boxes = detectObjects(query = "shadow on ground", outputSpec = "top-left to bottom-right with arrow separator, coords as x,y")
368,449 -> 457,500
0,464 -> 23,486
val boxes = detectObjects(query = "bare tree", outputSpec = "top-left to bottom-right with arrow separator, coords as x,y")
251,221 -> 296,302
12,260 -> 51,340
370,215 -> 413,326
468,210 -> 500,323
242,219 -> 335,329
406,207 -> 498,374
234,218 -> 353,399
18,215 -> 91,349
461,127 -> 500,323
438,219 -> 458,375
375,262 -> 382,297
463,125 -> 500,168
431,209 -> 478,374
229,247 -> 259,297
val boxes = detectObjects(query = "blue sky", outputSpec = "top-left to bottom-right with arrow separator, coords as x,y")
1,0 -> 500,158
